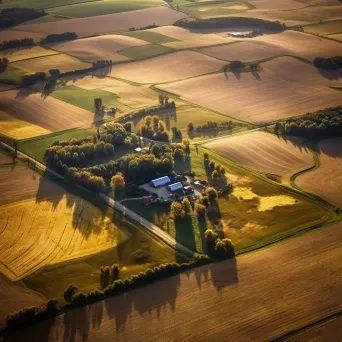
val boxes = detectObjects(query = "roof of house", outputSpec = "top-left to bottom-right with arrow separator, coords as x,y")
168,182 -> 183,192
151,176 -> 170,187
134,147 -> 142,152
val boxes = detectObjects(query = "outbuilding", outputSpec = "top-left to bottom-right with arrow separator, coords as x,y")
168,182 -> 183,192
150,176 -> 171,188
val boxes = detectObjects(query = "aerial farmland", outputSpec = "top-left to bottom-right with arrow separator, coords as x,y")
0,0 -> 341,340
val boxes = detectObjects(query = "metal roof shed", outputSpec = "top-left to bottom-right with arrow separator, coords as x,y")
168,182 -> 183,192
151,176 -> 171,187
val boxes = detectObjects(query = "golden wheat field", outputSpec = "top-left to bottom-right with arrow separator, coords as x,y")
296,137 -> 342,208
18,7 -> 187,36
0,46 -> 59,63
53,34 -> 148,62
159,56 -> 342,124
11,53 -> 91,73
207,31 -> 342,62
248,0 -> 305,10
205,132 -> 314,180
107,51 -> 225,84
0,90 -> 98,133
330,33 -> 342,41
65,75 -> 158,109
149,26 -> 232,49
0,164 -> 129,281
7,221 -> 342,341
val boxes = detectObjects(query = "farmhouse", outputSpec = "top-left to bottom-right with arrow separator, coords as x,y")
168,182 -> 183,192
150,176 -> 171,188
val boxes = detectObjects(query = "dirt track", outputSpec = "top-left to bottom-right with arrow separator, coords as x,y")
4,221 -> 342,341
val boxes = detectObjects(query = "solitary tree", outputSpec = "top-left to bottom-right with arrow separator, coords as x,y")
110,172 -> 125,191
187,122 -> 194,133
171,201 -> 185,220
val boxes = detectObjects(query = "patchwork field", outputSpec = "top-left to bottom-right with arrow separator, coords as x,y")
18,7 -> 188,36
304,19 -> 342,36
11,53 -> 91,73
0,30 -> 45,43
0,0 -> 95,9
47,0 -> 165,18
205,131 -> 314,181
249,0 -> 305,10
0,89 -> 99,133
64,75 -> 159,109
149,26 -> 233,49
330,33 -> 342,41
121,30 -> 177,44
297,137 -> 342,208
0,46 -> 59,63
206,30 -> 342,62
119,44 -> 174,60
9,220 -> 342,341
107,51 -> 226,84
158,56 -> 342,124
52,34 -> 148,62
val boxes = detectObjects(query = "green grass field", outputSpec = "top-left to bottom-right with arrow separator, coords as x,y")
0,66 -> 25,85
122,30 -> 178,44
119,44 -> 174,60
0,0 -> 96,9
124,145 -> 335,253
50,85 -> 130,112
47,0 -> 165,18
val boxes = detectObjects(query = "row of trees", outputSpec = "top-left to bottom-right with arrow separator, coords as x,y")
40,32 -> 78,45
2,38 -> 35,50
314,56 -> 342,70
0,7 -> 46,29
275,106 -> 342,139
188,120 -> 237,133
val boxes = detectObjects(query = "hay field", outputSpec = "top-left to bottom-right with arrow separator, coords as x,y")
11,53 -> 91,73
149,26 -> 232,49
0,90 -> 98,132
52,34 -> 148,62
18,7 -> 188,36
207,30 -> 342,62
0,46 -> 59,63
0,30 -> 45,43
159,57 -> 342,124
304,20 -> 342,36
205,132 -> 314,180
65,75 -> 158,109
0,110 -> 50,139
11,221 -> 342,341
0,164 -> 130,281
297,138 -> 342,207
107,51 -> 226,84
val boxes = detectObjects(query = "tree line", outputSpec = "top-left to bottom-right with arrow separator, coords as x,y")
0,7 -> 46,29
275,106 -> 342,139
175,17 -> 286,31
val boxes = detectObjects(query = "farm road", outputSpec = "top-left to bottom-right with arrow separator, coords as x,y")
3,221 -> 342,341
0,142 -> 194,258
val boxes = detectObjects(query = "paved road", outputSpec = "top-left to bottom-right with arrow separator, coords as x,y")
0,142 -> 194,258
2,221 -> 341,342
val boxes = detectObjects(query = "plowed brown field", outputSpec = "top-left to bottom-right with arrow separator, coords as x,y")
53,34 -> 148,62
107,50 -> 226,84
18,7 -> 187,36
0,90 -> 99,132
0,30 -> 45,43
5,221 -> 342,341
159,57 -> 342,123
297,137 -> 342,207
205,131 -> 314,180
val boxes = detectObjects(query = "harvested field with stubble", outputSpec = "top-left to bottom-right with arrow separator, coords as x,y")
206,30 -> 342,62
107,51 -> 226,84
11,53 -> 91,73
7,221 -> 342,341
0,89 -> 99,133
0,30 -> 45,43
52,34 -> 148,62
159,56 -> 342,124
18,7 -> 188,36
0,46 -> 59,63
297,137 -> 342,208
205,131 -> 314,181
0,164 -> 129,281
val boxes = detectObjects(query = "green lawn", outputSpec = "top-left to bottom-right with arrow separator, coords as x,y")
50,85 -> 130,113
47,0 -> 165,18
124,145 -> 335,254
119,44 -> 174,60
122,30 -> 178,44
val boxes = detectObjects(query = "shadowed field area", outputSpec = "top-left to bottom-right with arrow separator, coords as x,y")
3,221 -> 341,341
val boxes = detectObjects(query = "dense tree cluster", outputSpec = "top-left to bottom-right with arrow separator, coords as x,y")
20,72 -> 47,87
313,56 -> 342,69
171,197 -> 192,220
204,229 -> 235,259
189,120 -> 238,134
65,168 -> 106,192
110,172 -> 125,191
276,106 -> 342,139
2,38 -> 35,50
175,17 -> 285,31
0,57 -> 9,72
171,126 -> 182,140
140,115 -> 169,142
40,32 -> 78,44
0,8 -> 46,29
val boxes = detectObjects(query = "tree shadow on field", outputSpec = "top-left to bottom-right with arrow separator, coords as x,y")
15,86 -> 40,99
317,67 -> 342,81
